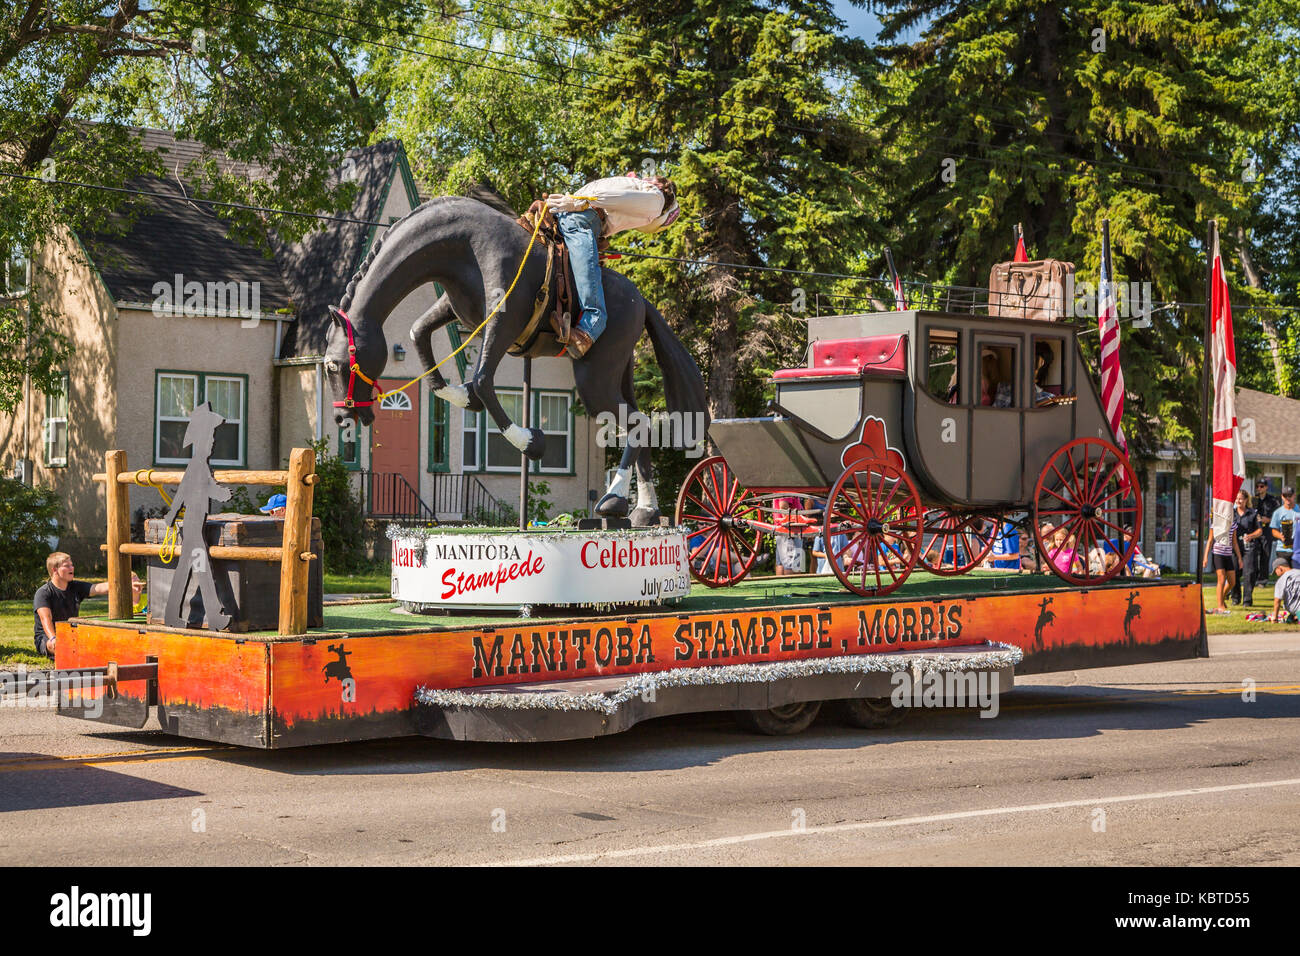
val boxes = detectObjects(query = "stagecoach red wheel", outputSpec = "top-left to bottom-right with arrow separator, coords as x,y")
919,509 -> 998,575
1031,437 -> 1143,586
824,458 -> 922,597
675,455 -> 761,587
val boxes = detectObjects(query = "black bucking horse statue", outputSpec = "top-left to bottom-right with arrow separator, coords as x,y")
324,196 -> 709,526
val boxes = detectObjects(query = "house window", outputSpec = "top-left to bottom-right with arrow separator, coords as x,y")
3,244 -> 28,297
1155,472 -> 1177,542
429,393 -> 449,473
534,392 -> 573,473
338,422 -> 360,469
155,371 -> 247,466
462,406 -> 480,471
380,391 -> 413,411
485,390 -> 525,471
43,373 -> 69,467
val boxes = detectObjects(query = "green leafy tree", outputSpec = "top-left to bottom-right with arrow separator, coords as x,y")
0,0 -> 420,412
865,0 -> 1267,458
556,0 -> 881,420
0,476 -> 62,598
373,0 -> 589,211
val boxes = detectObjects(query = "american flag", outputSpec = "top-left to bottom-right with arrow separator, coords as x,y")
884,248 -> 907,310
1209,230 -> 1245,538
1097,226 -> 1127,453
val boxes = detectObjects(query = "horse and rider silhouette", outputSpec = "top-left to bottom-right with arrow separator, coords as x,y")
1034,596 -> 1055,651
322,643 -> 353,685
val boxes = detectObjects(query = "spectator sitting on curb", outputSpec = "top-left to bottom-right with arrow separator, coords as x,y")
1269,558 -> 1300,624
34,552 -> 142,660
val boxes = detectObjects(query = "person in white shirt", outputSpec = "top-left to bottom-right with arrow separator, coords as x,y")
544,173 -> 680,357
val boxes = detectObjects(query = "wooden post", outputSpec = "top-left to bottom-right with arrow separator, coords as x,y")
278,447 -> 317,635
104,450 -> 133,619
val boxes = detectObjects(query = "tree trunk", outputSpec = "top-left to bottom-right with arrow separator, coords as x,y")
1236,225 -> 1287,395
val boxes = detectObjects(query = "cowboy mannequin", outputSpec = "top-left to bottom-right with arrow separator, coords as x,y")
545,172 -> 681,358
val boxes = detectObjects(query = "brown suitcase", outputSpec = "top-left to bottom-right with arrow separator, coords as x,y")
989,259 -> 1075,321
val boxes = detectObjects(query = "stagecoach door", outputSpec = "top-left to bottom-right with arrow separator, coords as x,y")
969,336 -> 1024,503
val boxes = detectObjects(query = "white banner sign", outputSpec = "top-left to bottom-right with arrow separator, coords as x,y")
391,529 -> 692,608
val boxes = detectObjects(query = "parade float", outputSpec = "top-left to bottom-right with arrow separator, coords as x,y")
49,200 -> 1204,748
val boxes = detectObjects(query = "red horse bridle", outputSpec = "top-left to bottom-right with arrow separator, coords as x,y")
331,309 -> 378,410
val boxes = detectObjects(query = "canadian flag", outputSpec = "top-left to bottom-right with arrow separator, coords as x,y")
1209,232 -> 1246,539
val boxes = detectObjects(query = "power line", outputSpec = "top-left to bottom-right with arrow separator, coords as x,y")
12,166 -> 1300,313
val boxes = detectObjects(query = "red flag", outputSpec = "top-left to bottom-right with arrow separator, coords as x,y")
1209,232 -> 1245,539
1013,226 -> 1028,263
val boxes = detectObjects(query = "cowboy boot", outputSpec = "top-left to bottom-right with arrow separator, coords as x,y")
566,327 -> 594,358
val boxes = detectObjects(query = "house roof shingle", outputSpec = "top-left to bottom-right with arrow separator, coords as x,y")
1236,387 -> 1300,462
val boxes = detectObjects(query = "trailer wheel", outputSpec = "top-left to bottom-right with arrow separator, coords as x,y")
676,455 -> 761,587
734,700 -> 822,735
834,697 -> 907,729
919,509 -> 998,575
825,458 -> 922,596
1032,437 -> 1142,586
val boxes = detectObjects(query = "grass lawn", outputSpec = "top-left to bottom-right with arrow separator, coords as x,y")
323,567 -> 391,594
1,599 -> 61,670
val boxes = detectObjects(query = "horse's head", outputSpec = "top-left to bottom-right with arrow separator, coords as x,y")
326,305 -> 385,428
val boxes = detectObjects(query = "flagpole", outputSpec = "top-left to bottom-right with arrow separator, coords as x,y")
1198,221 -> 1216,586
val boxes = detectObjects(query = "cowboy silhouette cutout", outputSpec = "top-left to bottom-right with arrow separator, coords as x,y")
163,403 -> 236,629
1034,596 -> 1056,651
1124,591 -> 1142,644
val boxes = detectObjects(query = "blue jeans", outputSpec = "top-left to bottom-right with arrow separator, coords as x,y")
556,209 -> 606,340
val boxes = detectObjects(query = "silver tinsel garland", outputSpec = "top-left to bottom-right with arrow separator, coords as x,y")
415,643 -> 1023,714
386,524 -> 688,542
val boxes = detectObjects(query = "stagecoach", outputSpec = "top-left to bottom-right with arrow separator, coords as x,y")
675,309 -> 1143,596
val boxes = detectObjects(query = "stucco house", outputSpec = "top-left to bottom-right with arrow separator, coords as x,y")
0,129 -> 602,563
1142,387 -> 1300,572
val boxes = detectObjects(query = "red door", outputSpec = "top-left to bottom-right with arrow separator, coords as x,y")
369,379 -> 421,516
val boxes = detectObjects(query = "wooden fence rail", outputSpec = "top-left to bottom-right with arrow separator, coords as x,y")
95,448 -> 318,635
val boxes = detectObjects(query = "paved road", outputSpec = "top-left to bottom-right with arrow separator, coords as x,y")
2,633 -> 1297,866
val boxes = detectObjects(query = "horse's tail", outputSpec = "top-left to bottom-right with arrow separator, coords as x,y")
643,303 -> 710,447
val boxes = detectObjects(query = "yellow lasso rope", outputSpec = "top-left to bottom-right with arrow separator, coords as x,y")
131,470 -> 179,564
372,207 -> 552,402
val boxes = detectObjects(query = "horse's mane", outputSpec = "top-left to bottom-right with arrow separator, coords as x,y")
338,196 -> 493,313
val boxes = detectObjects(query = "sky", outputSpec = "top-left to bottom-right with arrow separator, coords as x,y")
831,1 -> 884,41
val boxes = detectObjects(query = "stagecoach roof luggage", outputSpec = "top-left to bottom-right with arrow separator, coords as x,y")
772,334 -> 908,380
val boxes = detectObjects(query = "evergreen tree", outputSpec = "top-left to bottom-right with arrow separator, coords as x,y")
865,0 -> 1265,458
556,0 -> 881,420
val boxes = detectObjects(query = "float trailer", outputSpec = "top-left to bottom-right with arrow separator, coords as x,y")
55,574 -> 1206,748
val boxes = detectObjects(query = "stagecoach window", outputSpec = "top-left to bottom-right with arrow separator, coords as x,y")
1033,338 -> 1064,405
979,345 -> 1015,408
926,329 -> 961,403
